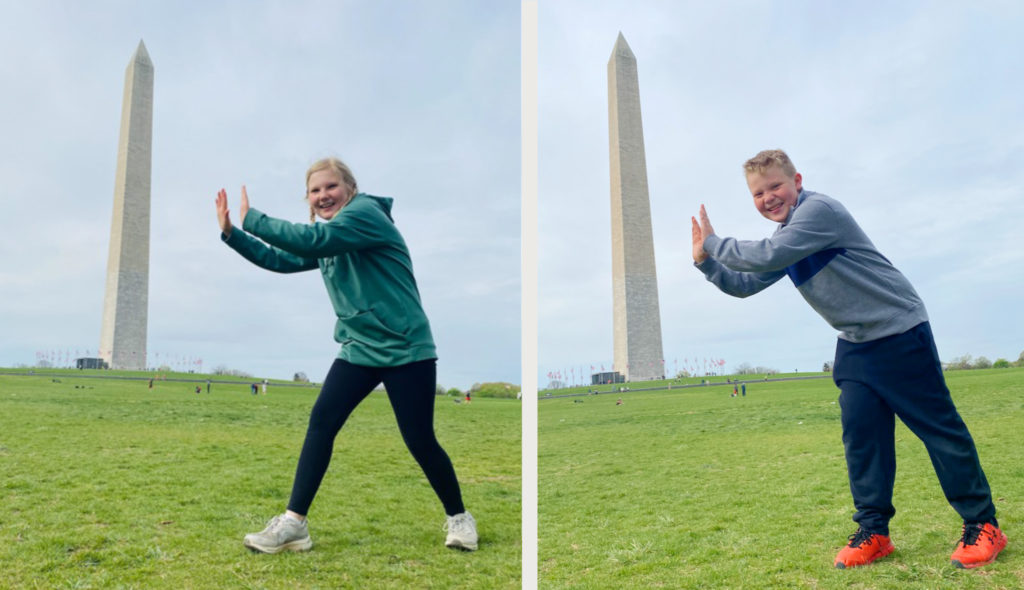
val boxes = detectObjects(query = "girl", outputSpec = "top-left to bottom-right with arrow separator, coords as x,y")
216,157 -> 476,553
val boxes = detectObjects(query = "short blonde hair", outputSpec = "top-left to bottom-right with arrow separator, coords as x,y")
743,149 -> 797,178
305,157 -> 358,222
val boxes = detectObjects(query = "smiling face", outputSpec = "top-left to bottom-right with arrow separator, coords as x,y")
747,164 -> 803,223
306,168 -> 353,221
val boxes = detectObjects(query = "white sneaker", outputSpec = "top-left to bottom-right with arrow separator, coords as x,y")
243,514 -> 313,554
444,511 -> 478,551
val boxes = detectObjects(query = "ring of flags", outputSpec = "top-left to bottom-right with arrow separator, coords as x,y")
545,356 -> 727,387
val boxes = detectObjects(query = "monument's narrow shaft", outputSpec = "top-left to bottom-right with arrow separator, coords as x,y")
608,33 -> 664,382
99,41 -> 153,371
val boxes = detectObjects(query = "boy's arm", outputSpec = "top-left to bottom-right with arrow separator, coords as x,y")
692,211 -> 784,296
242,204 -> 391,258
221,228 -> 319,273
695,257 -> 786,297
703,199 -> 839,273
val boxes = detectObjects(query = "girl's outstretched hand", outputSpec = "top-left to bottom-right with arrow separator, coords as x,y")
240,185 -> 250,225
216,189 -> 232,236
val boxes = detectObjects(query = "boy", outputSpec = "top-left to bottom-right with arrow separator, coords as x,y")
690,149 -> 1006,569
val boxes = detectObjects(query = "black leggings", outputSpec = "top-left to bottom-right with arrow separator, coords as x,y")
286,358 -> 465,516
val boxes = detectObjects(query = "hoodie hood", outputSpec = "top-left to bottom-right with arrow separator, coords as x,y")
354,193 -> 395,222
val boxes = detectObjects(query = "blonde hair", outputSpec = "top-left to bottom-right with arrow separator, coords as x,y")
305,157 -> 358,222
743,149 -> 797,178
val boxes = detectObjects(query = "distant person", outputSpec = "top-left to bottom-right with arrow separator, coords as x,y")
207,379 -> 212,394
262,379 -> 268,395
465,392 -> 471,404
691,149 -> 1004,569
216,157 -> 475,554
148,378 -> 154,390
741,383 -> 746,397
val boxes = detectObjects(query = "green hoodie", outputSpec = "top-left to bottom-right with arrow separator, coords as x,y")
222,193 -> 437,367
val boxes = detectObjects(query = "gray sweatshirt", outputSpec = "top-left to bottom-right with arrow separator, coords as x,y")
697,190 -> 928,343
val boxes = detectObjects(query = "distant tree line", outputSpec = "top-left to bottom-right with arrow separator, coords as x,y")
728,351 -> 1024,375
944,351 -> 1024,371
211,365 -> 253,378
436,382 -> 521,398
732,362 -> 780,376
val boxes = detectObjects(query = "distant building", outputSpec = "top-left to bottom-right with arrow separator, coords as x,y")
76,357 -> 109,370
592,371 -> 625,385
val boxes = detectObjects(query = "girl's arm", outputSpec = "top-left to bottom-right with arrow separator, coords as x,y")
216,188 -> 317,273
243,198 -> 397,259
221,230 -> 319,273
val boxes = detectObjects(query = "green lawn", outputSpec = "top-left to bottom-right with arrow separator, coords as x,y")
539,368 -> 1024,589
0,370 -> 521,589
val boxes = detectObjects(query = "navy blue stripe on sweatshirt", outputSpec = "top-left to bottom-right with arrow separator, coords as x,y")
786,247 -> 846,287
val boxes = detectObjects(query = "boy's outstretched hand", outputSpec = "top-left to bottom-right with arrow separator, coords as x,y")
691,204 -> 715,263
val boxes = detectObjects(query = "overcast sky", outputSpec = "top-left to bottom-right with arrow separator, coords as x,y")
0,0 -> 519,389
539,2 -> 1024,386
3,3 -> 1022,391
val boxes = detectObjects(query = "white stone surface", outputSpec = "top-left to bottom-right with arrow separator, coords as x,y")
99,41 -> 152,371
608,33 -> 665,382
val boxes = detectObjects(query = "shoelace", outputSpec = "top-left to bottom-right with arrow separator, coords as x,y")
266,515 -> 304,534
266,516 -> 287,533
959,523 -> 988,547
847,528 -> 877,548
445,514 -> 472,534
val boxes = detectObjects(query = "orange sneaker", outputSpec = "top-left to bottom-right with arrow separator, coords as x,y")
951,522 -> 1007,569
834,528 -> 895,569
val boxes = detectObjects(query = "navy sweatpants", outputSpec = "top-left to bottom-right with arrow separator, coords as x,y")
833,322 -> 996,535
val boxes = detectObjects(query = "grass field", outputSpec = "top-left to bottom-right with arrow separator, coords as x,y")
539,368 -> 1024,589
0,370 -> 521,589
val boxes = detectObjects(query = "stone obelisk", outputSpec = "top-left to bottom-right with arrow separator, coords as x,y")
608,33 -> 664,382
99,40 -> 153,371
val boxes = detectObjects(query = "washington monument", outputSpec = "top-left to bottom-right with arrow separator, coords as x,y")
99,41 -> 153,370
608,33 -> 664,382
